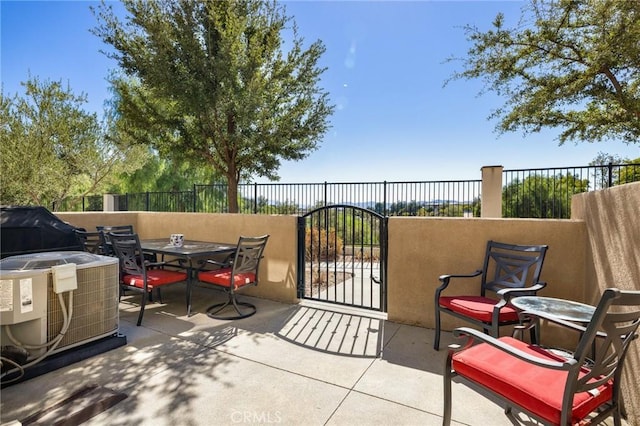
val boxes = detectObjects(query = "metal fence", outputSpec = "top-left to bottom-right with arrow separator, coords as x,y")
61,162 -> 639,219
502,163 -> 640,218
115,180 -> 482,217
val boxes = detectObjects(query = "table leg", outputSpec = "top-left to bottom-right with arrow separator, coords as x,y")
186,263 -> 193,317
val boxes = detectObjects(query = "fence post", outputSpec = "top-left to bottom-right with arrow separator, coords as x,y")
103,194 -> 117,211
324,181 -> 328,207
607,163 -> 613,187
192,184 -> 196,212
481,165 -> 503,218
254,183 -> 258,214
383,181 -> 388,217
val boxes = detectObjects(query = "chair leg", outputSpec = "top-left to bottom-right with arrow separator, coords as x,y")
206,293 -> 256,320
442,354 -> 453,426
136,291 -> 147,326
434,307 -> 442,350
613,409 -> 622,426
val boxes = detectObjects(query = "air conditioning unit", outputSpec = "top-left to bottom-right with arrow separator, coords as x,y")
0,251 -> 119,359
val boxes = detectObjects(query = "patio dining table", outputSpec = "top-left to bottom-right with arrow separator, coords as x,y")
139,239 -> 237,316
511,295 -> 597,358
511,296 -> 596,323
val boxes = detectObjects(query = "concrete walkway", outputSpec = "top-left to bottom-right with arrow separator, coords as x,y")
0,284 -> 626,426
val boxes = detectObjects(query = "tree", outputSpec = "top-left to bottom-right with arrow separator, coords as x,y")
1,76 -> 150,210
448,0 -> 640,144
616,158 -> 640,185
2,77 -> 110,209
588,152 -> 640,188
1,77 -> 101,208
502,173 -> 589,218
92,0 -> 334,213
589,151 -> 628,189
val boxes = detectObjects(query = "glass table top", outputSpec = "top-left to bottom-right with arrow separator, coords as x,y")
511,296 -> 596,323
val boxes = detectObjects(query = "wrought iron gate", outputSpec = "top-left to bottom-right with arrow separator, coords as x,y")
297,205 -> 388,312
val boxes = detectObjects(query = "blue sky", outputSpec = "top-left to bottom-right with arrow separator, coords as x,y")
2,0 -> 638,183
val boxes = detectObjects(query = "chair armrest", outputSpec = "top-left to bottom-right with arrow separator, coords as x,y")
438,270 -> 483,282
450,327 -> 574,371
196,257 -> 233,272
497,282 -> 547,301
436,270 -> 482,295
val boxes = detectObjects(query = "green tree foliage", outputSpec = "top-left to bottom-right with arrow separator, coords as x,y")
1,78 -> 99,208
113,155 -> 220,194
92,0 -> 334,213
0,77 -> 135,209
1,75 -> 153,211
616,158 -> 640,185
588,152 -> 640,188
502,173 -> 589,218
448,0 -> 640,144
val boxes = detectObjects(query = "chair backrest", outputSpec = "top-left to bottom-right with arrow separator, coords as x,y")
569,289 -> 640,399
97,225 -> 135,256
74,230 -> 104,254
481,240 -> 548,295
97,225 -> 135,233
230,235 -> 269,284
109,232 -> 146,277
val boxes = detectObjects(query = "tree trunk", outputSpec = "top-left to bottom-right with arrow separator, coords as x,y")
227,173 -> 239,213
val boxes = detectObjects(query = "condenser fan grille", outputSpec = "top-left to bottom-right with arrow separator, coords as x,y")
47,262 -> 119,350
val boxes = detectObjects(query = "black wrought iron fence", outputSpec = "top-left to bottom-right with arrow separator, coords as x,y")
59,162 -> 638,218
55,194 -> 103,212
101,180 -> 481,216
502,163 -> 640,218
237,180 -> 481,217
115,191 -> 195,212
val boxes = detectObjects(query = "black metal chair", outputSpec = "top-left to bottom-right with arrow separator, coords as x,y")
74,229 -> 105,254
109,232 -> 188,326
433,240 -> 548,350
97,225 -> 135,256
197,235 -> 269,320
443,288 -> 640,426
98,224 -> 159,263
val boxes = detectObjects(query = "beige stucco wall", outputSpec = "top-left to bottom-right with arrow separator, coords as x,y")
571,182 -> 640,425
57,212 -> 299,304
386,217 -> 587,329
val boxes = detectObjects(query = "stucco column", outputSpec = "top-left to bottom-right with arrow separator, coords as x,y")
103,194 -> 118,212
481,165 -> 503,218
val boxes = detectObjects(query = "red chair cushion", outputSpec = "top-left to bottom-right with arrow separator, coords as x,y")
439,295 -> 519,322
452,336 -> 612,425
198,268 -> 256,290
123,269 -> 188,290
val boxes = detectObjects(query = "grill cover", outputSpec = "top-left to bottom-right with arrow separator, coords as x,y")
0,206 -> 82,259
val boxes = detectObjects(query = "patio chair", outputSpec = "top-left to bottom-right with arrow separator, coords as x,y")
197,235 -> 269,320
98,224 -> 158,262
433,240 -> 548,350
97,225 -> 135,256
443,288 -> 640,426
109,232 -> 188,326
74,229 -> 105,254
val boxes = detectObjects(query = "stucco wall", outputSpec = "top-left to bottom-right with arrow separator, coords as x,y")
572,182 -> 640,425
57,212 -> 299,304
386,217 -> 587,329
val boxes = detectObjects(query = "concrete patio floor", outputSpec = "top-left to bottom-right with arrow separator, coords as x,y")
0,284 -> 628,426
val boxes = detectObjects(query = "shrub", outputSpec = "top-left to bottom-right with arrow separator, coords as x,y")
305,227 -> 343,261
